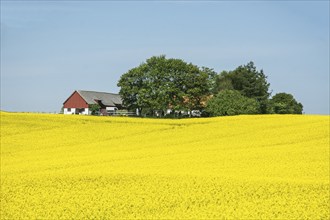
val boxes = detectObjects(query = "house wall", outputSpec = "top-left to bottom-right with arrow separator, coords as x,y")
63,91 -> 89,108
85,108 -> 89,114
80,108 -> 89,115
64,108 -> 75,114
64,108 -> 89,115
106,107 -> 117,111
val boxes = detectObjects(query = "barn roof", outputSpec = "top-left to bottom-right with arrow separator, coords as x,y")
77,90 -> 122,106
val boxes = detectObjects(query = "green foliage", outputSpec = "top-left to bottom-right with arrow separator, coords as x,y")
89,104 -> 100,115
117,55 -> 213,115
205,90 -> 259,116
213,71 -> 234,93
200,67 -> 218,93
270,93 -> 303,114
214,62 -> 271,113
117,57 -> 304,118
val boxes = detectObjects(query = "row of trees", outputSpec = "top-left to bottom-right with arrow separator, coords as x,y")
207,61 -> 303,116
117,55 -> 303,117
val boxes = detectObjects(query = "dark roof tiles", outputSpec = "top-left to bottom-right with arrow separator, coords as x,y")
77,90 -> 122,106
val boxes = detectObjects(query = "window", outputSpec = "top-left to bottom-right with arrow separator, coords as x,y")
68,108 -> 71,112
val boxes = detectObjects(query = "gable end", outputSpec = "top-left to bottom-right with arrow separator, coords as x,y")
63,91 -> 89,108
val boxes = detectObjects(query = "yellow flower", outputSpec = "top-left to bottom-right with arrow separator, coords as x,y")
1,112 -> 329,219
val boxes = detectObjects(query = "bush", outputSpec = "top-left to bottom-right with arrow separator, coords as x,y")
205,90 -> 259,116
270,93 -> 303,114
89,104 -> 100,115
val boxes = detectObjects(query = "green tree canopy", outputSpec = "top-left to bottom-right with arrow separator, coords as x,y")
205,90 -> 259,116
214,62 -> 271,113
213,70 -> 234,92
270,93 -> 303,114
117,55 -> 213,115
118,57 -> 303,118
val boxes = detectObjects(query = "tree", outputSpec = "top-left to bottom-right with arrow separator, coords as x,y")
200,67 -> 218,93
117,55 -> 213,116
213,70 -> 234,93
214,62 -> 271,113
89,104 -> 100,115
116,65 -> 146,114
205,90 -> 259,116
270,93 -> 303,114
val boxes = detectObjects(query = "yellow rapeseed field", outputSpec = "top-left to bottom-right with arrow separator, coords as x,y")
0,112 -> 329,219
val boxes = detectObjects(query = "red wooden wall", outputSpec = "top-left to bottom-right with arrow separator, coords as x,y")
63,91 -> 89,108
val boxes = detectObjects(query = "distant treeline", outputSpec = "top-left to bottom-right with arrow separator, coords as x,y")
117,55 -> 303,117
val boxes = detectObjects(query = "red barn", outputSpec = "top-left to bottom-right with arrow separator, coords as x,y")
63,90 -> 123,115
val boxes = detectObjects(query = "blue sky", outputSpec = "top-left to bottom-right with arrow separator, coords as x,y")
1,1 -> 329,114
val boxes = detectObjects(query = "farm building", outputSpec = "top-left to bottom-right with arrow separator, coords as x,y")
63,90 -> 123,115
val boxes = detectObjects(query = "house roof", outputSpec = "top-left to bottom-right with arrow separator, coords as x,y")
76,90 -> 122,106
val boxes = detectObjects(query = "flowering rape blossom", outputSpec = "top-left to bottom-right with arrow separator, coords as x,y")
0,112 -> 329,219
